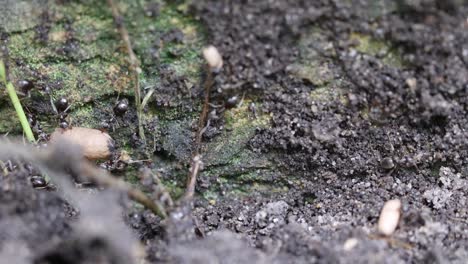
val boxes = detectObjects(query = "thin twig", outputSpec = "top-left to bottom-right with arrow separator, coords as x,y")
58,151 -> 166,219
78,161 -> 167,219
141,87 -> 155,109
34,142 -> 167,218
150,169 -> 174,208
184,66 -> 213,200
107,0 -> 146,143
0,60 -> 36,143
185,154 -> 203,200
0,139 -> 166,219
195,69 -> 213,152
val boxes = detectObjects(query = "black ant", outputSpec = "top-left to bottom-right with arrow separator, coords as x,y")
98,98 -> 129,133
54,97 -> 72,129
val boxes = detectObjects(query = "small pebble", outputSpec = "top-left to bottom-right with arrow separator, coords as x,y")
406,78 -> 417,91
378,199 -> 402,236
381,157 -> 394,170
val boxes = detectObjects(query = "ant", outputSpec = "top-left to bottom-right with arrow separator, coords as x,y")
54,97 -> 72,129
99,98 -> 129,133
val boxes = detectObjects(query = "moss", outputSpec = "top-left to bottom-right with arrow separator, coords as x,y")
291,27 -> 345,103
309,83 -> 339,102
8,31 -> 44,64
162,179 -> 186,199
350,33 -> 404,68
0,102 -> 22,133
204,100 -> 270,167
287,27 -> 334,86
122,166 -> 140,185
149,104 -> 199,121
202,189 -> 220,202
70,103 -> 99,128
193,100 -> 286,198
3,0 -> 205,159
149,100 -> 271,191
123,1 -> 205,81
0,1 -> 44,33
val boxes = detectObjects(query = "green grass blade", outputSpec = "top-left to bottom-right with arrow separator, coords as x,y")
0,61 -> 36,143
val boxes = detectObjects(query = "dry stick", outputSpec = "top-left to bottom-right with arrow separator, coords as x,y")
83,163 -> 166,219
195,68 -> 214,152
0,139 -> 166,218
60,156 -> 167,219
151,170 -> 174,208
107,0 -> 146,143
185,154 -> 203,200
184,66 -> 213,200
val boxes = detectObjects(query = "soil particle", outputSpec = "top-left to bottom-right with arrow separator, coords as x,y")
423,188 -> 452,210
255,201 -> 289,229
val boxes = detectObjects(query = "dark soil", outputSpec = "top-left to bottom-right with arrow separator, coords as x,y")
1,0 -> 468,263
